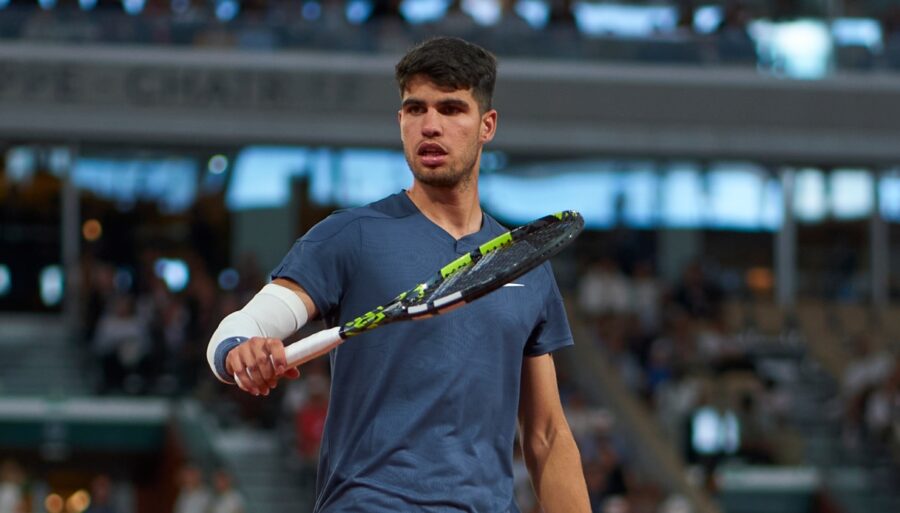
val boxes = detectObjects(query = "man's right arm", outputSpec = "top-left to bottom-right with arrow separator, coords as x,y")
207,278 -> 319,396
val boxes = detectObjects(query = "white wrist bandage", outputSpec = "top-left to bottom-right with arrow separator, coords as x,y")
207,283 -> 310,383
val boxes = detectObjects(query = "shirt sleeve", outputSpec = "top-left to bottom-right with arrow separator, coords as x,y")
524,262 -> 575,357
270,212 -> 360,320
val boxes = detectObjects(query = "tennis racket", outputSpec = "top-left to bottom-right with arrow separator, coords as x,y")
283,210 -> 584,367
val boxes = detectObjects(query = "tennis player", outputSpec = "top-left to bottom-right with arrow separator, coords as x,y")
207,37 -> 590,512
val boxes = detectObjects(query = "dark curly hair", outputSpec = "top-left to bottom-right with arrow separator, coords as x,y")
395,37 -> 497,113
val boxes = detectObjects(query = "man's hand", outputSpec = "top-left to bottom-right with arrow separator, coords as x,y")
226,337 -> 300,396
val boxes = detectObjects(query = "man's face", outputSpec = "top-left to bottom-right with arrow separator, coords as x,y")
398,75 -> 496,189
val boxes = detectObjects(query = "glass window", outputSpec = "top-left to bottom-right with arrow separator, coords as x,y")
760,176 -> 783,230
708,163 -> 766,230
73,157 -> 198,213
661,164 -> 705,228
879,170 -> 900,222
573,2 -> 677,38
334,149 -> 411,207
482,172 -> 618,228
830,169 -> 873,219
831,18 -> 882,50
462,0 -> 501,26
226,147 -> 309,211
400,0 -> 451,24
794,168 -> 826,222
750,19 -> 833,79
619,164 -> 657,228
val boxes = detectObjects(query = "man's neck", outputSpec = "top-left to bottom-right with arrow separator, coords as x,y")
406,182 -> 482,240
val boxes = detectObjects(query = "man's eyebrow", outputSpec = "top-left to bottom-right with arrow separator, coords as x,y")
401,98 -> 425,108
437,98 -> 470,109
401,98 -> 470,109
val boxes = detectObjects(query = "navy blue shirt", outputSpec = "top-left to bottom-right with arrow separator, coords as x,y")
271,192 -> 574,513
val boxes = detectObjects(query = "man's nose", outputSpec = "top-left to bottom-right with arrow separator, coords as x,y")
421,109 -> 442,137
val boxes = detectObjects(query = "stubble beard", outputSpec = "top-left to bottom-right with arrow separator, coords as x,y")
406,147 -> 479,191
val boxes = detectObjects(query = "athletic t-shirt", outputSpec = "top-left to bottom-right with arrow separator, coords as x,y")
271,191 -> 574,513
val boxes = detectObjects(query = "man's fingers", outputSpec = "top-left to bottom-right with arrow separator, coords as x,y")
233,370 -> 248,392
228,337 -> 290,396
227,351 -> 253,394
266,338 -> 288,375
251,340 -> 278,383
239,347 -> 265,395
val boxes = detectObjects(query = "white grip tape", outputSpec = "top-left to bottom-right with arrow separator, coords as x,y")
285,326 -> 344,367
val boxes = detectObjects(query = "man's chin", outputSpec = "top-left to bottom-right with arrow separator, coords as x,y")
411,168 -> 468,189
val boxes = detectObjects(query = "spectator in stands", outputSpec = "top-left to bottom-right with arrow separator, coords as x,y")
842,334 -> 894,446
676,0 -> 697,35
734,389 -> 775,464
84,474 -> 118,513
646,335 -> 676,398
649,313 -> 698,383
577,257 -> 633,317
659,495 -> 692,513
435,0 -> 477,38
715,1 -> 756,64
547,0 -> 576,29
862,354 -> 900,446
0,460 -> 26,513
631,260 -> 663,338
600,319 -> 646,395
882,5 -> 900,69
81,257 -> 117,343
583,436 -> 628,511
599,495 -> 630,513
564,391 -> 612,460
286,368 -> 330,488
211,469 -> 245,513
655,367 -> 706,449
294,374 -> 330,463
694,316 -> 746,371
173,464 -> 212,513
153,293 -> 191,393
672,260 -> 722,321
92,294 -> 150,394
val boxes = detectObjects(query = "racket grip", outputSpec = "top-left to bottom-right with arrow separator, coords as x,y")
284,326 -> 344,367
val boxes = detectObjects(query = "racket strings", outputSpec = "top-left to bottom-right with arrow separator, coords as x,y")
433,240 -> 537,297
424,218 -> 581,303
430,248 -> 500,298
522,219 -> 580,247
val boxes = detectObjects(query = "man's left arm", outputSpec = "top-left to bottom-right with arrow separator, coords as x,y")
517,352 -> 591,513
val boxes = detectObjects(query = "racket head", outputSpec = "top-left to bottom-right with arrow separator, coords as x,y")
340,211 -> 584,337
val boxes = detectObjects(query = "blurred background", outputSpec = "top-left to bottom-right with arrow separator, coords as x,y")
1,0 -> 899,512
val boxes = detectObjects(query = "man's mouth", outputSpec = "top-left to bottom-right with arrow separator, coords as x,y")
417,143 -> 448,167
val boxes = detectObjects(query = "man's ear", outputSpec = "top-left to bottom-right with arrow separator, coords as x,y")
481,109 -> 498,143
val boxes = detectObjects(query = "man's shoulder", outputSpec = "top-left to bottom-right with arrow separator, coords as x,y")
304,192 -> 416,243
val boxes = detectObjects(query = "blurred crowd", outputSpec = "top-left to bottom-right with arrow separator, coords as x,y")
840,333 -> 900,453
2,0 -> 900,71
574,249 -> 900,510
80,248 -> 264,397
0,459 -> 243,513
172,465 -> 245,513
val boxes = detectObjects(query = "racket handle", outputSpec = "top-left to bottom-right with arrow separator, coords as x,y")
285,326 -> 344,367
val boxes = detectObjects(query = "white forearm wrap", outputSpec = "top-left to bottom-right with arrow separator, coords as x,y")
206,283 -> 309,383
